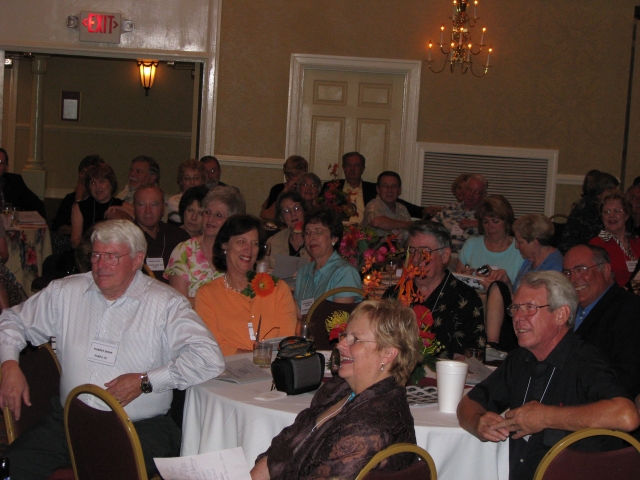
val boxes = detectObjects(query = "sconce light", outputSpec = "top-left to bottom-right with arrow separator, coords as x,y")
137,60 -> 158,96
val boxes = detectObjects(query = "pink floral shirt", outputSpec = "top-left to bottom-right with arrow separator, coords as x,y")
164,237 -> 222,298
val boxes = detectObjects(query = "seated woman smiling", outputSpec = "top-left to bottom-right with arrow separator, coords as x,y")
251,300 -> 422,480
195,215 -> 297,355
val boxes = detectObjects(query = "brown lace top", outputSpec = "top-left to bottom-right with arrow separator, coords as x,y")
257,375 -> 416,480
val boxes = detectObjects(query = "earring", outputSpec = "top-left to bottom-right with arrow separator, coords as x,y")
332,242 -> 335,246
224,249 -> 227,255
380,363 -> 385,371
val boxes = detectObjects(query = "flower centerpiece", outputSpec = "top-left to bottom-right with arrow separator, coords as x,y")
240,271 -> 279,298
315,163 -> 357,221
394,249 -> 444,384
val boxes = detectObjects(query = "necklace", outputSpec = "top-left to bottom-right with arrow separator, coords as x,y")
311,391 -> 356,432
522,366 -> 556,406
421,271 -> 450,314
223,274 -> 243,293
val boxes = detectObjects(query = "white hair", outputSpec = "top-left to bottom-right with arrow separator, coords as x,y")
91,220 -> 147,266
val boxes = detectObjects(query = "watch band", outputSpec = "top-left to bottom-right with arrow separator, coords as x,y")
140,372 -> 153,394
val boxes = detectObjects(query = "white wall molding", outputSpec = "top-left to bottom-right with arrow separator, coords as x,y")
556,174 -> 584,186
15,123 -> 191,139
286,54 -> 421,202
216,154 -> 283,169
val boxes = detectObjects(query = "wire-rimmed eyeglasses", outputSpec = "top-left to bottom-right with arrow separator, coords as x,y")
507,304 -> 550,317
89,252 -> 130,266
408,246 -> 445,257
338,332 -> 377,346
561,264 -> 602,278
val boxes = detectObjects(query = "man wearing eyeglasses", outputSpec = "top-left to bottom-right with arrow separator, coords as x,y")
134,184 -> 189,283
0,220 -> 224,478
458,271 -> 640,480
563,244 -> 640,397
383,221 -> 485,358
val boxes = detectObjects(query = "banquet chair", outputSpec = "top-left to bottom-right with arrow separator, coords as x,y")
354,443 -> 437,480
64,384 -> 148,480
142,263 -> 156,278
305,287 -> 366,349
533,428 -> 640,480
3,343 -> 61,443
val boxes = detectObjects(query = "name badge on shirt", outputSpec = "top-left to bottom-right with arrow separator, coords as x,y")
88,340 -> 119,366
248,322 -> 256,341
627,260 -> 637,273
301,297 -> 315,316
146,257 -> 165,271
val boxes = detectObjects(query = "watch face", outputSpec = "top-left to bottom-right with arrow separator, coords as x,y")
141,375 -> 153,394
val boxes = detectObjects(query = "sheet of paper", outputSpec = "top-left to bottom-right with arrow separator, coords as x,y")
154,447 -> 251,480
214,358 -> 272,384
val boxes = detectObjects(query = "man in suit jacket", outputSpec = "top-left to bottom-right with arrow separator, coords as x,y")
320,151 -> 425,223
563,244 -> 640,397
0,148 -> 46,218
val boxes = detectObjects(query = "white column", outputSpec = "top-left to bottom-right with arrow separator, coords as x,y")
22,55 -> 48,199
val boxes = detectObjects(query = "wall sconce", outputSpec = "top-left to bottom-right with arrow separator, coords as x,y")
137,60 -> 158,96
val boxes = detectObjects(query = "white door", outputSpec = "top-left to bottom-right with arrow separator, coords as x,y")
298,69 -> 406,183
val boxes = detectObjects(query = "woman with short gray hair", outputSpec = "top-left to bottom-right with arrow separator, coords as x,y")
165,186 -> 246,306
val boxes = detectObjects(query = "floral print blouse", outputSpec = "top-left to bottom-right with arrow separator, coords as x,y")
164,237 -> 222,298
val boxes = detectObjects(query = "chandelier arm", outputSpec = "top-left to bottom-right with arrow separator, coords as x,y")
469,61 -> 489,77
427,60 -> 448,74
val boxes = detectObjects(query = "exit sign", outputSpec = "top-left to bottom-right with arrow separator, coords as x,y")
79,12 -> 122,43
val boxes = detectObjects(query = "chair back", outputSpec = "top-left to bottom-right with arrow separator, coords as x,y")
306,287 -> 365,350
3,343 -> 60,443
64,384 -> 148,480
533,428 -> 640,480
355,443 -> 437,480
548,213 -> 568,248
142,263 -> 156,278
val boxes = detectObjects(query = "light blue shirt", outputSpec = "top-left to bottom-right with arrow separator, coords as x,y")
294,250 -> 362,308
513,249 -> 564,290
459,236 -> 525,284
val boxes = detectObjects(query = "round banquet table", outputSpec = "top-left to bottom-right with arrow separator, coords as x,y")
181,354 -> 509,480
6,224 -> 52,297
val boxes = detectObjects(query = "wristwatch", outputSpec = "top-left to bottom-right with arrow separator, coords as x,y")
140,373 -> 153,394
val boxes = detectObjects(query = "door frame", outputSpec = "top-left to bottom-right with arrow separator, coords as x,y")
286,54 -> 422,203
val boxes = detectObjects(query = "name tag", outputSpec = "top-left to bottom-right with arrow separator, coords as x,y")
301,297 -> 315,316
248,322 -> 256,341
88,340 -> 119,366
146,257 -> 165,271
627,260 -> 637,273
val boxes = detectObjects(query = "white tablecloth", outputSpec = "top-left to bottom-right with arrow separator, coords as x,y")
181,355 -> 509,480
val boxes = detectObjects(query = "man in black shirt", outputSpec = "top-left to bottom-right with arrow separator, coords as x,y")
457,271 -> 639,480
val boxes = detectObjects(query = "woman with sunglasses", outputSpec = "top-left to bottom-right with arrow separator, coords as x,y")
266,191 -> 311,269
165,186 -> 245,306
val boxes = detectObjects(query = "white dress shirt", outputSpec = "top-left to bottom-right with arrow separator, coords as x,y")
0,271 -> 225,421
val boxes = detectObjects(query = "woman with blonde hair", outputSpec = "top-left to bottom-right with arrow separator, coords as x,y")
251,299 -> 422,480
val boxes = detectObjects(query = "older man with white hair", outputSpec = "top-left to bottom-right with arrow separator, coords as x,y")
458,271 -> 639,480
0,219 -> 225,479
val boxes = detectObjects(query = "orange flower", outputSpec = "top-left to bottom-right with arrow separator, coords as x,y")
251,273 -> 275,297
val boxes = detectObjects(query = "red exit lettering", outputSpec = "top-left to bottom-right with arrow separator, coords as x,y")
82,14 -> 119,34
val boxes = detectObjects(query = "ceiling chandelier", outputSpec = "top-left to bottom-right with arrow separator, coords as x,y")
426,0 -> 492,77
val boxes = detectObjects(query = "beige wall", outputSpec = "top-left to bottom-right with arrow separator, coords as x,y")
214,0 -> 640,213
2,0 -> 640,217
9,55 -> 194,197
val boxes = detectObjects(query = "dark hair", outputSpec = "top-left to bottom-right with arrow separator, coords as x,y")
213,215 -> 267,271
283,155 -> 308,175
475,195 -> 515,235
342,151 -> 366,168
586,244 -> 611,265
582,170 -> 619,197
408,221 -> 452,249
84,163 -> 118,196
131,155 -> 160,183
304,207 -> 344,249
275,191 -> 305,226
200,155 -> 220,168
377,171 -> 402,188
78,155 -> 104,173
0,148 -> 8,164
179,185 -> 209,219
